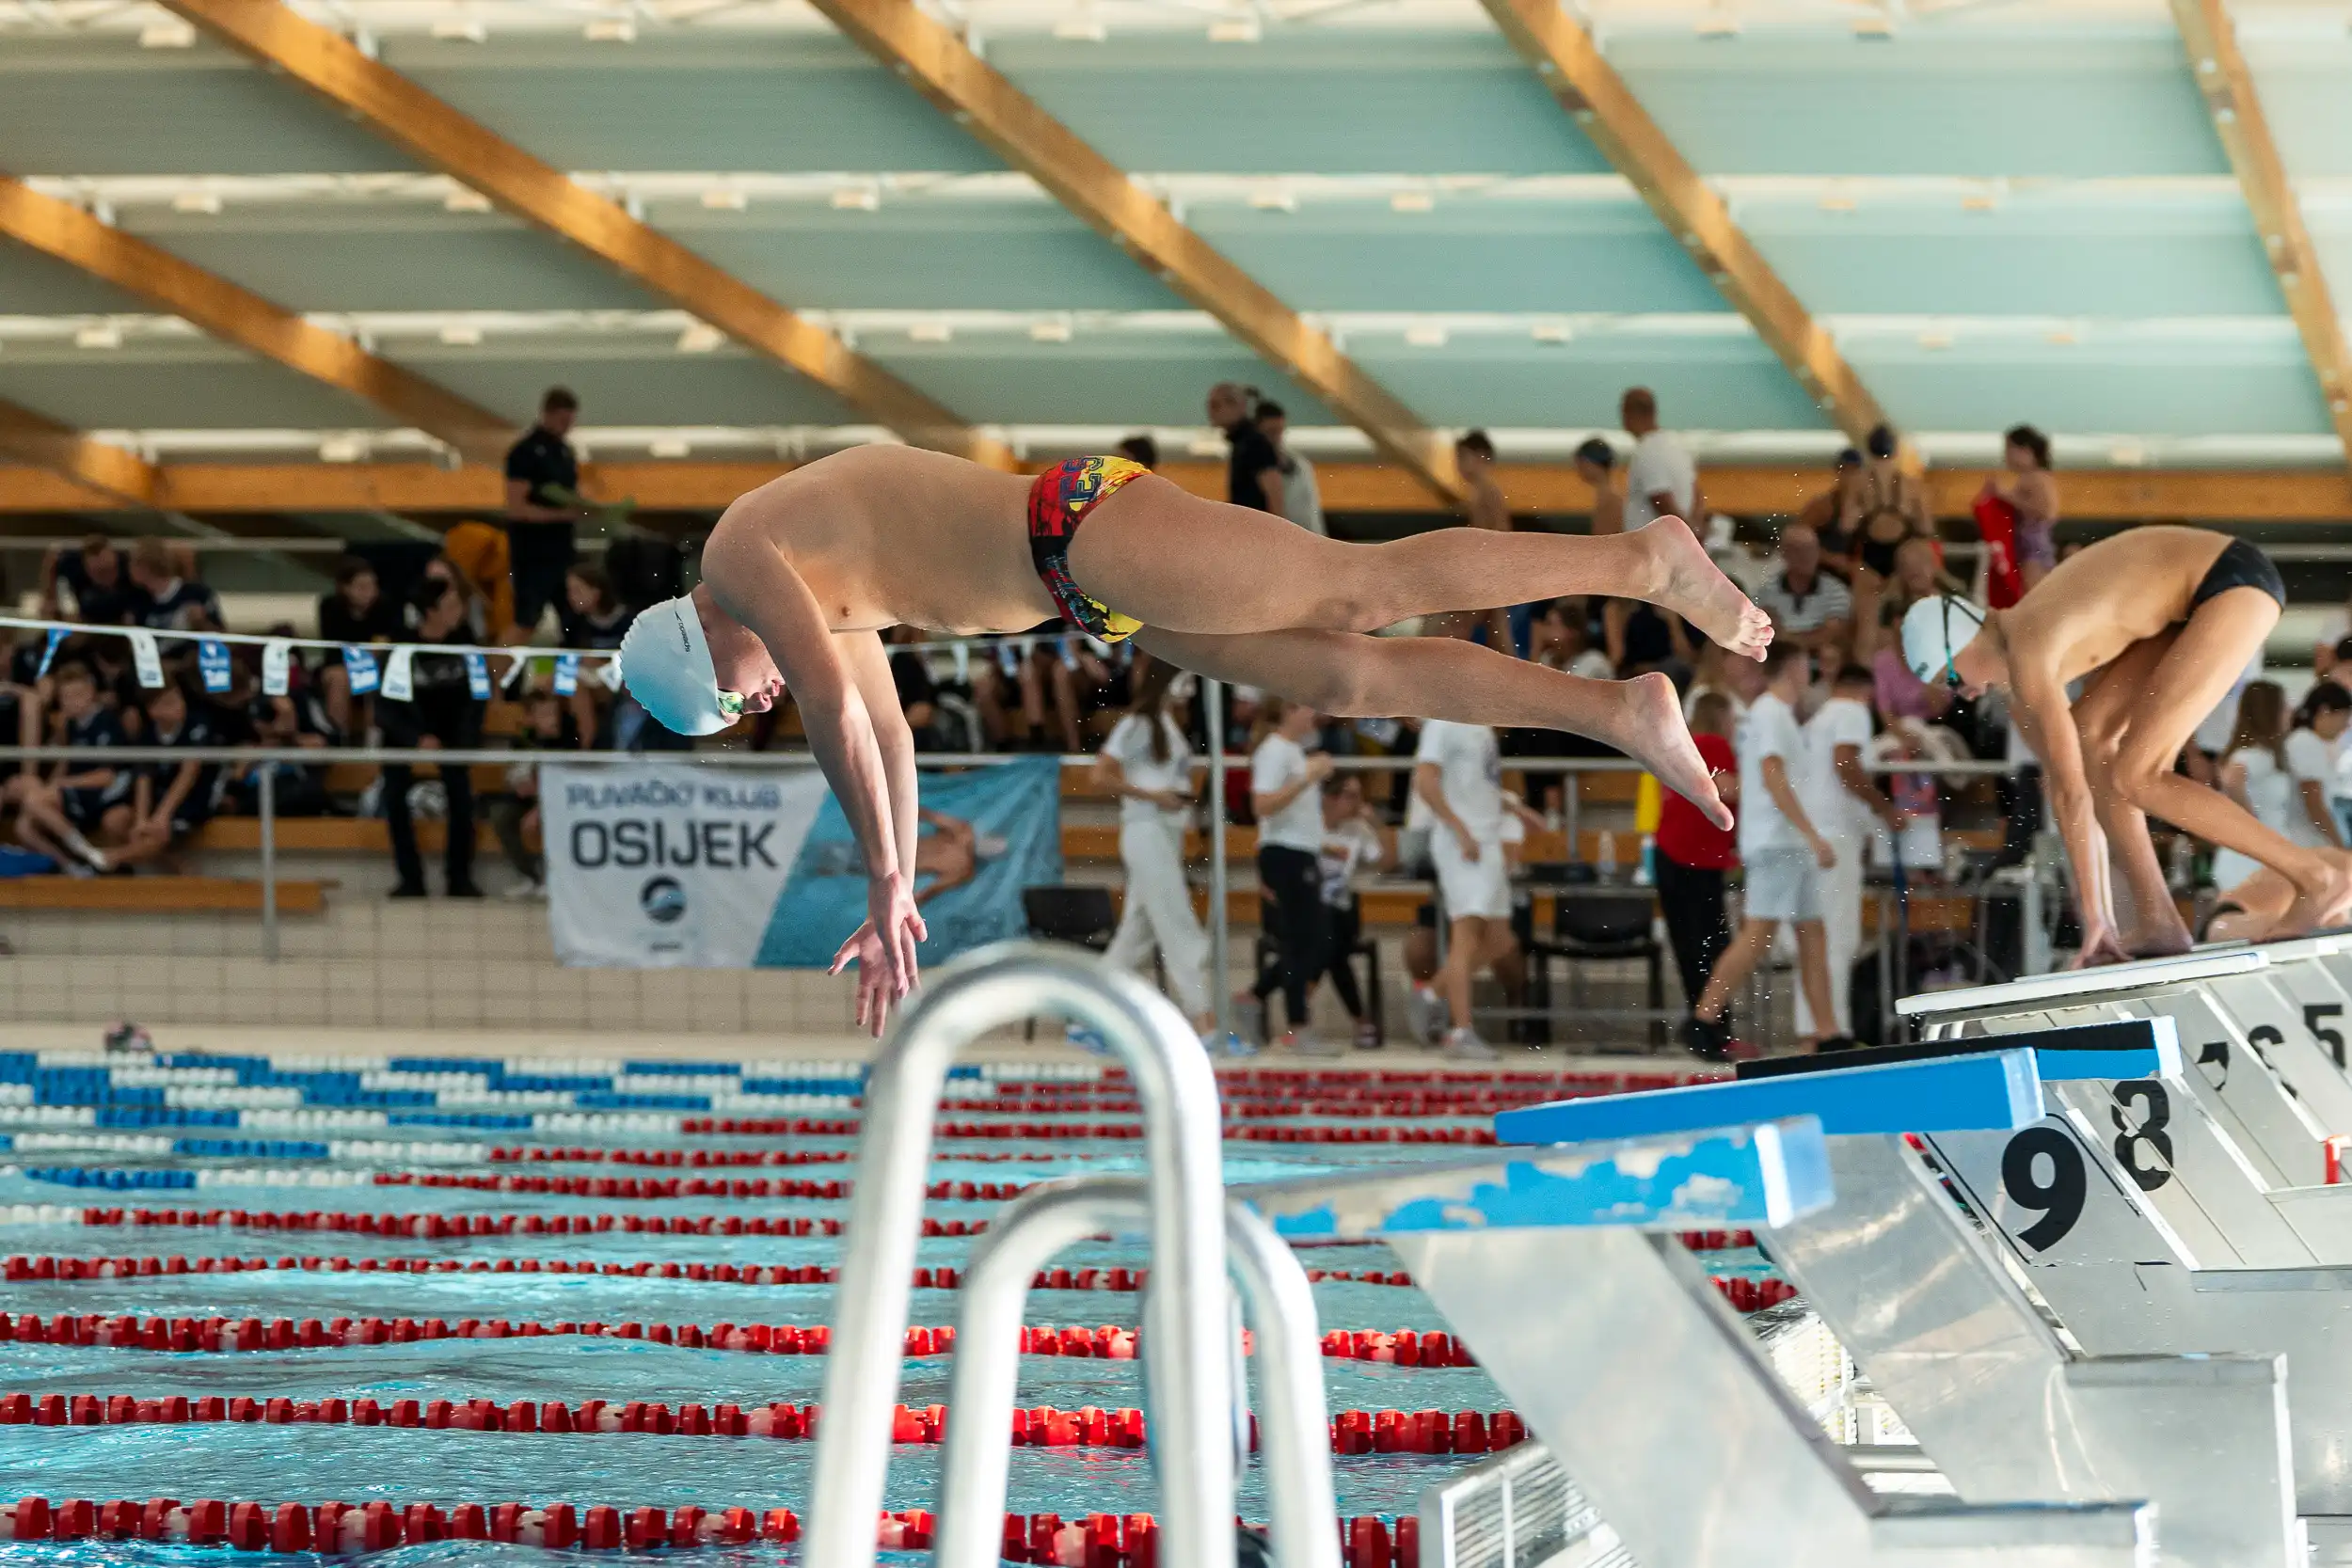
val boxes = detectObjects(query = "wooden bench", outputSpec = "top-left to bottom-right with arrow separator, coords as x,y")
0,876 -> 326,914
191,819 -> 517,855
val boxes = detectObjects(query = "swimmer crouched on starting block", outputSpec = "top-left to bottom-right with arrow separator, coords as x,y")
1902,525 -> 2352,963
615,444 -> 1774,1033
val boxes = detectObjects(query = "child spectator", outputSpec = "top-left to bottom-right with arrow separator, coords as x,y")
2213,681 -> 2294,896
563,563 -> 634,746
1316,771 -> 1389,1050
227,680 -> 333,819
1657,690 -> 1740,1024
317,556 -> 400,739
1411,716 -> 1512,1061
14,662 -> 126,874
119,675 -> 228,869
126,538 -> 222,632
489,689 -> 577,899
382,577 -> 486,899
1687,643 -> 1851,1056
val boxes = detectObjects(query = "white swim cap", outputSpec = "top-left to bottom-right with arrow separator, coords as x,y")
1900,594 -> 1987,687
620,594 -> 740,736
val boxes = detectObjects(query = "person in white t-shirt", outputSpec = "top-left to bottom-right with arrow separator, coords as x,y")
1620,388 -> 1698,534
1413,718 -> 1513,1061
1795,664 -> 1902,1037
2284,686 -> 2351,851
1248,700 -> 1336,1053
1688,643 -> 1846,1056
1095,660 -> 1216,1041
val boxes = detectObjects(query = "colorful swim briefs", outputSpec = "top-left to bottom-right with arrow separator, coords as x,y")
1026,455 -> 1149,643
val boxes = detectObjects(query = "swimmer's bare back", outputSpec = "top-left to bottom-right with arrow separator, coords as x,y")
2001,525 -> 2235,683
707,446 -> 1054,637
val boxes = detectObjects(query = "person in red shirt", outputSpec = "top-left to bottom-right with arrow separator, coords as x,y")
1657,690 -> 1740,1058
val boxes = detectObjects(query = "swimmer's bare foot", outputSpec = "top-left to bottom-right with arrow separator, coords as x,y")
2276,854 -> 2352,941
1638,516 -> 1772,662
1606,672 -> 1731,832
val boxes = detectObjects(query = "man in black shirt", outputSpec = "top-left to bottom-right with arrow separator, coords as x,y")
382,577 -> 486,898
503,386 -> 586,639
1206,382 -> 1284,515
126,538 -> 223,632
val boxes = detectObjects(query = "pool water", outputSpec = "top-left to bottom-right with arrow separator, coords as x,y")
0,1053 -> 1741,1559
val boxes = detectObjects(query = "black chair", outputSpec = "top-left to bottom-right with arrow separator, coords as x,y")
1522,889 -> 1667,1050
1021,885 -> 1119,1040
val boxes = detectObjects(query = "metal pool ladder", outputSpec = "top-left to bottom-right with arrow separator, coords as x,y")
806,942 -> 1236,1568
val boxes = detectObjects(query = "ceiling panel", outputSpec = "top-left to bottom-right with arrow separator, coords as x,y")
384,35 -> 1003,174
861,337 -> 1334,427
1187,206 -> 1724,313
656,205 -> 1179,312
1851,341 -> 2329,436
2244,36 -> 2352,178
1353,337 -> 1829,432
381,344 -> 858,429
0,348 -> 395,431
0,39 -> 419,176
116,210 -> 665,313
1609,35 -> 2226,179
988,33 -> 1611,175
0,240 -> 151,315
1743,199 -> 2281,317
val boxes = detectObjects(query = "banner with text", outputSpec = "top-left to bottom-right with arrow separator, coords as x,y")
542,758 -> 1061,969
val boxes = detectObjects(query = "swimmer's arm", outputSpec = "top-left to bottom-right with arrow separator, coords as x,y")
838,631 -> 922,890
2011,666 -> 2115,941
706,543 -> 901,887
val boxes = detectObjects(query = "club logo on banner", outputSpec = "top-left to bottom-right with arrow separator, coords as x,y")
541,757 -> 1061,968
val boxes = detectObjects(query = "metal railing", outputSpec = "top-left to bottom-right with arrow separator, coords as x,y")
934,1176 -> 1339,1568
1421,1440 -> 1628,1568
806,944 -> 1234,1568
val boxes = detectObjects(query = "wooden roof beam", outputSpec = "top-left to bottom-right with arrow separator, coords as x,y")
157,0 -> 1010,468
1475,0 -> 1887,443
0,399 -> 160,510
804,0 -> 1465,503
0,178 -> 512,465
2170,0 -> 2352,460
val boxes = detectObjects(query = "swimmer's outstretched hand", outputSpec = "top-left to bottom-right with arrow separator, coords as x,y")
2069,924 -> 2132,970
829,873 -> 930,1037
1644,516 -> 1772,662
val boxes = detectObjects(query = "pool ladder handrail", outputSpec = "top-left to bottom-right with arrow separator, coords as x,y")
806,942 -> 1235,1568
933,1176 -> 1341,1568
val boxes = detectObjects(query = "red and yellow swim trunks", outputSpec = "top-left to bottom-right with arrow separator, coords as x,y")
1026,455 -> 1149,643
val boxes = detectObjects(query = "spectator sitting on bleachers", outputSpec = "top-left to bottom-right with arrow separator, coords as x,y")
0,628 -> 52,775
382,577 -> 486,900
117,674 -> 228,871
887,626 -> 947,752
13,661 -> 126,875
225,674 -> 333,819
39,535 -> 135,626
1529,601 -> 1614,680
419,554 -> 492,644
317,556 -> 400,740
489,689 -> 577,900
126,539 -> 221,634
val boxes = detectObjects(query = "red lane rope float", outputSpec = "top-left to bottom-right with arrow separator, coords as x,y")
682,1117 -> 1500,1145
0,1312 -> 1514,1363
0,1499 -> 1423,1568
63,1207 -> 992,1239
0,1391 -> 1529,1455
483,1148 -> 1062,1166
369,1174 -> 1038,1201
5,1254 -> 1426,1292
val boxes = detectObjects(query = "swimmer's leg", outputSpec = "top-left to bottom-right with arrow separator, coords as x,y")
1074,478 -> 1771,659
2072,631 -> 2193,957
2207,868 -> 2296,945
1135,625 -> 1732,831
2100,588 -> 2352,940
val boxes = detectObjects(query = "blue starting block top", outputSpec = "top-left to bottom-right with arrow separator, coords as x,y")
1237,1116 -> 1832,1240
1733,1017 -> 2181,1088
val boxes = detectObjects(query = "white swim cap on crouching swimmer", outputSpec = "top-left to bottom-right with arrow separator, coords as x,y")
619,594 -> 742,736
1899,594 -> 1988,688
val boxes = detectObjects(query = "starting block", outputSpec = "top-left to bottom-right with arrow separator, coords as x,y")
1246,1101 -> 2157,1568
1498,1028 -> 2295,1568
1894,956 -> 2352,1535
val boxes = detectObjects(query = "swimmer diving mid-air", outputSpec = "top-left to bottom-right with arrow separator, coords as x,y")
621,444 -> 1773,1033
